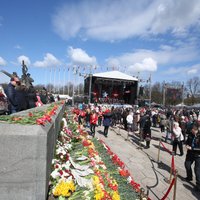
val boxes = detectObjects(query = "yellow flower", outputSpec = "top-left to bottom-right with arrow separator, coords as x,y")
92,175 -> 105,200
92,175 -> 100,185
53,180 -> 75,197
112,191 -> 120,200
94,192 -> 104,200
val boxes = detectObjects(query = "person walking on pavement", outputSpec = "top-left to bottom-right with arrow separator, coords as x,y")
103,109 -> 112,137
90,110 -> 98,137
126,111 -> 133,140
165,116 -> 173,143
143,114 -> 152,148
172,121 -> 184,156
139,112 -> 146,142
184,125 -> 200,191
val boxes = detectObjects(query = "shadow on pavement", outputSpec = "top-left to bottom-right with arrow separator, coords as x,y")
152,144 -> 173,154
142,151 -> 160,200
182,183 -> 200,199
97,130 -> 108,138
129,134 -> 146,148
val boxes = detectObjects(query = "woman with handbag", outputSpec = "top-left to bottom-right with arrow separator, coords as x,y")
172,121 -> 184,156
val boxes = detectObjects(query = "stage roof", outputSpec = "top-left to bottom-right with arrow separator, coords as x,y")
92,71 -> 138,81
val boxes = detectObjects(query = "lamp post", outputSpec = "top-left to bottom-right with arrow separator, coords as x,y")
72,82 -> 75,106
88,73 -> 92,104
163,83 -> 166,106
149,73 -> 152,107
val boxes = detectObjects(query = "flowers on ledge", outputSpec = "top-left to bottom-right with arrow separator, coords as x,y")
0,102 -> 64,125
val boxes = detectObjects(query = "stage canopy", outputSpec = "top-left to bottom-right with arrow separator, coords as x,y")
84,71 -> 138,104
92,71 -> 138,82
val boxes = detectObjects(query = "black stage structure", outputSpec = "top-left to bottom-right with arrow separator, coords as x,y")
84,71 -> 138,104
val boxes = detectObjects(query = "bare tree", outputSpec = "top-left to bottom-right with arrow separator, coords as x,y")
186,77 -> 200,97
186,77 -> 200,105
151,82 -> 162,104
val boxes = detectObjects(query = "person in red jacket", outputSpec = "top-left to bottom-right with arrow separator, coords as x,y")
78,109 -> 86,126
90,110 -> 98,136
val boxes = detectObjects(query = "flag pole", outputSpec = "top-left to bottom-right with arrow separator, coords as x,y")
53,67 -> 56,94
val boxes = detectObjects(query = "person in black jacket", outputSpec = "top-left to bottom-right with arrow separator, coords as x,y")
15,84 -> 28,111
184,125 -> 200,191
143,114 -> 151,148
27,86 -> 37,109
103,109 -> 112,137
5,77 -> 20,114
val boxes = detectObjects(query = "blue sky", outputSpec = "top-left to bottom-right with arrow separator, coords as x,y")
0,0 -> 200,86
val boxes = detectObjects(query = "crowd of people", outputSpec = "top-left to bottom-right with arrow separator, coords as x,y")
72,103 -> 200,192
0,77 -> 200,192
0,77 -> 57,114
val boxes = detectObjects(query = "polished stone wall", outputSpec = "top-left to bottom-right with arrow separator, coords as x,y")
0,103 -> 65,200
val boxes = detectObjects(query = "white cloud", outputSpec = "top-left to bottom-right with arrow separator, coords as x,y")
0,56 -> 7,66
68,46 -> 97,65
106,43 -> 198,74
14,45 -> 22,49
187,69 -> 197,74
17,55 -> 31,66
33,53 -> 61,67
52,0 -> 200,41
163,64 -> 200,77
128,58 -> 157,72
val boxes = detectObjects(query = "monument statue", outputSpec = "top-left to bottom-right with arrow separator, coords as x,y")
0,70 -> 19,79
0,60 -> 34,89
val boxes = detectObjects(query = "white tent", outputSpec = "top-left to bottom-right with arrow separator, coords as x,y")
175,103 -> 186,107
56,94 -> 72,100
92,71 -> 138,81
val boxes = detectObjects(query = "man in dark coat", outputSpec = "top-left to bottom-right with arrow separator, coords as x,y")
27,86 -> 37,109
15,84 -> 29,111
143,114 -> 151,148
184,125 -> 200,191
103,109 -> 112,137
5,77 -> 20,114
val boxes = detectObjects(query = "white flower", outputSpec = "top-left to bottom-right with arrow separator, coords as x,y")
102,143 -> 108,150
127,176 -> 132,183
51,169 -> 60,179
56,146 -> 67,155
52,159 -> 59,164
101,165 -> 107,170
83,190 -> 91,199
95,155 -> 101,162
61,161 -> 70,170
62,118 -> 68,128
64,143 -> 72,150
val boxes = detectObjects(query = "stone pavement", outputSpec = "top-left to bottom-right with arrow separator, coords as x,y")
88,125 -> 200,200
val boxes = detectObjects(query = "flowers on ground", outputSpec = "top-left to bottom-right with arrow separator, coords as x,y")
48,109 -> 141,199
